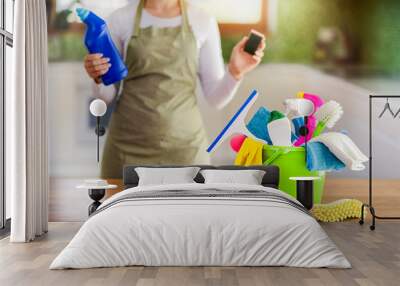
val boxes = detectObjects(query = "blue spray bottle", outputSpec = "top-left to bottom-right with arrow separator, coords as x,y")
76,8 -> 128,86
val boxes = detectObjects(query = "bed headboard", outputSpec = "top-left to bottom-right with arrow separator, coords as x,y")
123,165 -> 280,189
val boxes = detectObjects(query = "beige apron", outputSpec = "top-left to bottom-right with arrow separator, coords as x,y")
101,0 -> 209,179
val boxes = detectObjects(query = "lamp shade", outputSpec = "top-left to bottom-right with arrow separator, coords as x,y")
89,99 -> 107,117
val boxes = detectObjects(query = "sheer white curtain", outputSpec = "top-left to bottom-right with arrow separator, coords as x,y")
7,0 -> 49,242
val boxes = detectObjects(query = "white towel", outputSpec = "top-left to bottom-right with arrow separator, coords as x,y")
310,132 -> 368,171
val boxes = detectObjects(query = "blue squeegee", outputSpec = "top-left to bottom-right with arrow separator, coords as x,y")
207,90 -> 261,153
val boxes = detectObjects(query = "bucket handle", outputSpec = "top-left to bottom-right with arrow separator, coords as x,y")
263,147 -> 291,165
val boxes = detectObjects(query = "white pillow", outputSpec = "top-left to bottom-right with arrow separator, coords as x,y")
200,169 -> 266,185
135,167 -> 200,186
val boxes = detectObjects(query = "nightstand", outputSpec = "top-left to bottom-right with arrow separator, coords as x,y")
289,177 -> 320,210
77,182 -> 117,216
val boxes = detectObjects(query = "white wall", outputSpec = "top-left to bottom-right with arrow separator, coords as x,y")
49,63 -> 400,179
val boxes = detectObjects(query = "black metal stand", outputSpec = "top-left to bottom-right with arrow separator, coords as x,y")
359,95 -> 400,230
94,116 -> 106,163
296,180 -> 314,210
96,117 -> 100,162
88,189 -> 105,216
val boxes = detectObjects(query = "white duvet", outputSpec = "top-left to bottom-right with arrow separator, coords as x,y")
50,183 -> 350,269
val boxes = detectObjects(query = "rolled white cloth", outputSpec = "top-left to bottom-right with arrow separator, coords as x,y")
310,132 -> 368,171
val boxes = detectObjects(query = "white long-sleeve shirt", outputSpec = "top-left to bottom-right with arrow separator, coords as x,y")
92,0 -> 240,109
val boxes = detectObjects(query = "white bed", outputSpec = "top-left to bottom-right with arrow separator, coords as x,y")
50,183 -> 350,269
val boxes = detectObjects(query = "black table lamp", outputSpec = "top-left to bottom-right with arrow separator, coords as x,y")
89,99 -> 107,162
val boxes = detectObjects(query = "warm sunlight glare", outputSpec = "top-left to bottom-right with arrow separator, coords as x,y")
196,0 -> 262,23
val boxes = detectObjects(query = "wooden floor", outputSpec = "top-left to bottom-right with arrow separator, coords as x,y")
1,222 -> 400,286
323,179 -> 400,217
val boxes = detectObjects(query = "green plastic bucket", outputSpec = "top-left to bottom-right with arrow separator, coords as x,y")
262,145 -> 325,203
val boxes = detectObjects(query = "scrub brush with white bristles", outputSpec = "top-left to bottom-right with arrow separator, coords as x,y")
311,199 -> 364,222
313,100 -> 343,137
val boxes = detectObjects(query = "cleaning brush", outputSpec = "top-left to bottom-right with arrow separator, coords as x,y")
311,199 -> 364,222
313,100 -> 343,137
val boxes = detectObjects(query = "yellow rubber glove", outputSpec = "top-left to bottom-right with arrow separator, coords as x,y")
234,138 -> 263,166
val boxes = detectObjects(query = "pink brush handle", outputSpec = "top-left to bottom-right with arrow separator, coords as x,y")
302,93 -> 324,109
294,92 -> 322,147
293,116 -> 316,146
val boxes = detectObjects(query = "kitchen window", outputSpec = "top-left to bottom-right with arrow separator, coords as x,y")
197,0 -> 268,35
